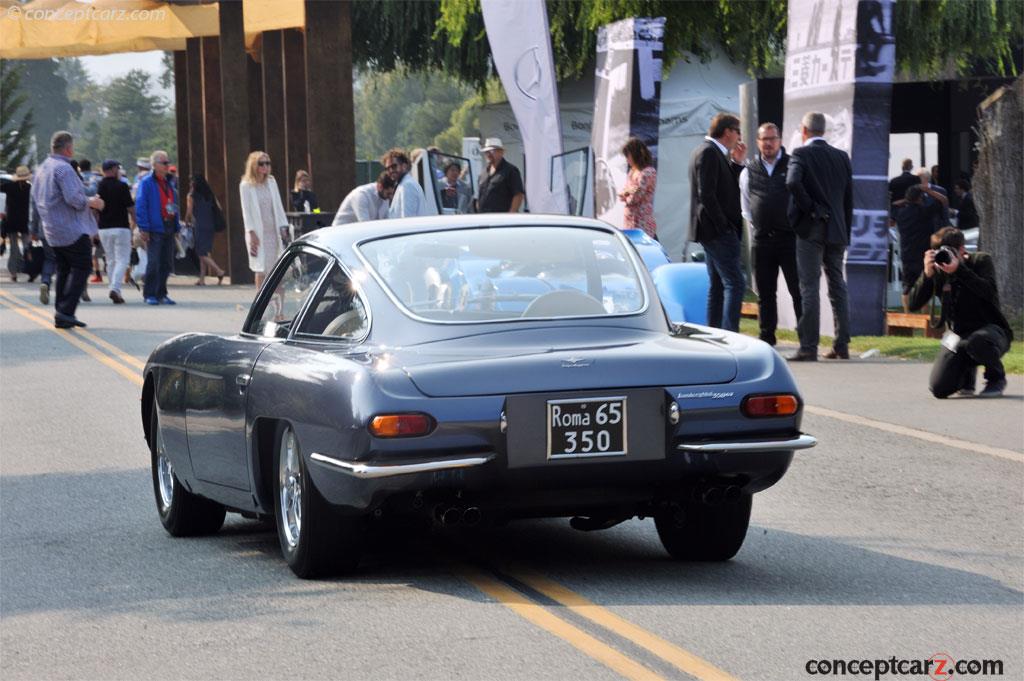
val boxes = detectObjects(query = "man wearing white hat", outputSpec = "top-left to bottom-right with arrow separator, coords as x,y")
476,137 -> 524,213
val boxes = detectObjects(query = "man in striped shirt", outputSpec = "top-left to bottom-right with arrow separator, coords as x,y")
30,131 -> 105,329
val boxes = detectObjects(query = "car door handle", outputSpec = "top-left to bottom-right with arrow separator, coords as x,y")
235,374 -> 250,390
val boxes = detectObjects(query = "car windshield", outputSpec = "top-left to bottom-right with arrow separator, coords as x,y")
358,226 -> 646,322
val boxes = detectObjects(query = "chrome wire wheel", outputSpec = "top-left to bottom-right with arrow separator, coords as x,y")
156,432 -> 175,512
278,428 -> 303,550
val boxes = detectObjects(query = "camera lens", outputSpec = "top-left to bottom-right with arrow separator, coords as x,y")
935,247 -> 953,266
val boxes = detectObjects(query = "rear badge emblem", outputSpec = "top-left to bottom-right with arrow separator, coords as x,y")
561,357 -> 592,368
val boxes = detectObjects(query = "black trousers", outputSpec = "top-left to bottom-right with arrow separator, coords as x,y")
930,324 -> 1010,398
52,234 -> 92,319
752,231 -> 802,344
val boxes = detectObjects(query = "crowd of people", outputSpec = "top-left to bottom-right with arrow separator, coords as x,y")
688,110 -> 1008,397
3,124 -> 1009,397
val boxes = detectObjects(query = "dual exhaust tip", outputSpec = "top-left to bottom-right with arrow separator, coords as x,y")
701,485 -> 743,505
434,505 -> 482,526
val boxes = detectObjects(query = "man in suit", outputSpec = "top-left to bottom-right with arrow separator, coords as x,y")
689,112 -> 747,331
785,112 -> 853,361
888,158 -> 917,210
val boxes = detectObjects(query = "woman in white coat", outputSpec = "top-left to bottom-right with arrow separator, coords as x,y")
239,151 -> 289,288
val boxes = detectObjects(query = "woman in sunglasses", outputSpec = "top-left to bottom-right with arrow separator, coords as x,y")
239,151 -> 289,288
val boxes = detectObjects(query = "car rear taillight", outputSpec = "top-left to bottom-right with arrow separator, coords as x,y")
368,413 -> 435,438
741,394 -> 799,418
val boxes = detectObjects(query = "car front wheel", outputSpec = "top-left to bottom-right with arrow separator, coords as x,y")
654,492 -> 752,561
150,404 -> 226,536
274,423 -> 361,578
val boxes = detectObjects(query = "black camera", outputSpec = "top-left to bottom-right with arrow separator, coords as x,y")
934,245 -> 958,266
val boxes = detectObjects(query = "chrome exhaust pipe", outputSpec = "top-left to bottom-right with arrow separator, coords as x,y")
702,486 -> 724,505
439,506 -> 464,526
462,507 -> 482,526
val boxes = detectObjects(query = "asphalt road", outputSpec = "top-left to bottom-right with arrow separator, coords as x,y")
1,276 -> 1021,681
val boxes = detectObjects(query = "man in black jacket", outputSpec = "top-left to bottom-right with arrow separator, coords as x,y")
740,122 -> 801,346
909,227 -> 1012,398
888,158 -> 917,210
785,112 -> 853,361
689,112 -> 746,331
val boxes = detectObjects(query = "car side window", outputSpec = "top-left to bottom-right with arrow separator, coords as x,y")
295,265 -> 369,340
246,251 -> 329,338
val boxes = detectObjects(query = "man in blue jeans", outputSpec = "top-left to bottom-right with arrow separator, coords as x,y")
689,113 -> 747,331
135,150 -> 178,305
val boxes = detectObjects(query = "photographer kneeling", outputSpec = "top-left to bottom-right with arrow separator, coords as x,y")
909,227 -> 1013,398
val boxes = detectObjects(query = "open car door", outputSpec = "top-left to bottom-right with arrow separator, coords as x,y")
414,150 -> 477,216
551,146 -> 594,218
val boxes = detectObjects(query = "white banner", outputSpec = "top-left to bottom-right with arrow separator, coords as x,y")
481,0 -> 568,214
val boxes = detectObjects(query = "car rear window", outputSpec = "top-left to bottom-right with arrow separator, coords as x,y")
357,226 -> 646,323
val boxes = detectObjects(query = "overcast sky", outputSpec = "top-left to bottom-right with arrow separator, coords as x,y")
80,50 -> 172,97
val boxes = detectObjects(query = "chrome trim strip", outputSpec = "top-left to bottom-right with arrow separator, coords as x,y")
676,434 -> 817,453
310,452 -> 495,479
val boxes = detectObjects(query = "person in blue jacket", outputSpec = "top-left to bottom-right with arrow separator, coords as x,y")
135,150 -> 179,305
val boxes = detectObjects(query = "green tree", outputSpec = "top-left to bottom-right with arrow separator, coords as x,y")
57,58 -> 106,162
10,58 -> 80,162
354,68 -> 476,159
0,60 -> 34,170
97,70 -> 175,171
435,0 -> 1022,83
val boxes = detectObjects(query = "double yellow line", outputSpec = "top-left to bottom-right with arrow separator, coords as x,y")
0,288 -> 144,387
0,287 -> 737,681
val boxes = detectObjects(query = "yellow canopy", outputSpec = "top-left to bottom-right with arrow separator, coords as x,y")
0,0 -> 304,59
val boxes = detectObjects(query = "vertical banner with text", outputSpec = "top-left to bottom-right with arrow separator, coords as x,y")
591,17 -> 665,227
482,0 -> 568,214
782,0 -> 895,335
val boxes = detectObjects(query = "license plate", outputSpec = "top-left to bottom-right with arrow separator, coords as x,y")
546,396 -> 627,459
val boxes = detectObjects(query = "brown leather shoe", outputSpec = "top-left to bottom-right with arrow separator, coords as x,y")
824,348 -> 850,359
787,351 -> 818,362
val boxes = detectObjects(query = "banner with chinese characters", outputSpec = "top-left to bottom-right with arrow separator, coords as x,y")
591,17 -> 665,226
781,0 -> 895,335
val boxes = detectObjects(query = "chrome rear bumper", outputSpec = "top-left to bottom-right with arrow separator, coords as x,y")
311,452 -> 495,479
676,433 -> 817,454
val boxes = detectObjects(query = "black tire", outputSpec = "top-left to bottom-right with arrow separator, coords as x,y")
150,404 -> 226,537
273,422 -> 362,578
654,493 -> 752,561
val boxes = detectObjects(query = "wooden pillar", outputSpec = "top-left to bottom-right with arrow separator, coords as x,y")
173,50 -> 190,217
185,38 -> 205,185
305,0 -> 354,214
283,28 -> 309,206
261,30 -> 288,207
201,36 -> 230,273
219,0 -> 252,285
247,53 -> 265,153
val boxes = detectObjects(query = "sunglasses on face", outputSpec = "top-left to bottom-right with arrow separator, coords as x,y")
258,160 -> 271,167
154,160 -> 169,166
385,163 -> 400,171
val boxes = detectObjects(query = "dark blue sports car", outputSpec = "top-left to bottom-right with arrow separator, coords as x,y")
142,215 -> 816,578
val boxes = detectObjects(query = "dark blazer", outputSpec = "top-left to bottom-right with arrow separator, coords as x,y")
786,139 -> 853,245
689,139 -> 743,243
888,171 -> 917,206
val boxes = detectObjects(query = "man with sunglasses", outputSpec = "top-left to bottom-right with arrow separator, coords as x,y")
382,148 -> 429,219
135,150 -> 179,305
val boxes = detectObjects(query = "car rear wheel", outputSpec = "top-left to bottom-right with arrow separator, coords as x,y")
150,404 -> 226,536
274,423 -> 361,578
654,492 -> 752,561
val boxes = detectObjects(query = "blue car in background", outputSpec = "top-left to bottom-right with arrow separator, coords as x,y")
142,215 -> 814,578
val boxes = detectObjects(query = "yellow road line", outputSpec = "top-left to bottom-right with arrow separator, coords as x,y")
510,567 -> 739,681
803,404 -> 1023,464
456,564 -> 664,681
0,297 -> 143,387
0,289 -> 146,370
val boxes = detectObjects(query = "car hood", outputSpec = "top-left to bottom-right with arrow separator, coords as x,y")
385,326 -> 738,397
